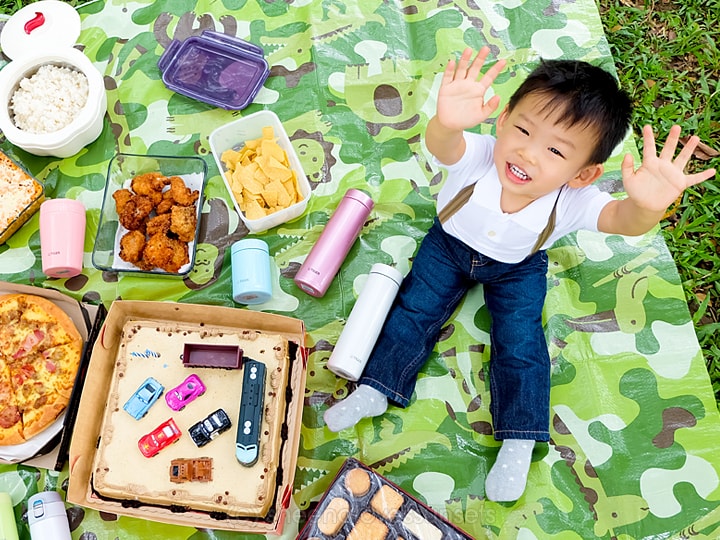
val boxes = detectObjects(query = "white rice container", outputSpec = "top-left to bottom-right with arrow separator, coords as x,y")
0,0 -> 106,158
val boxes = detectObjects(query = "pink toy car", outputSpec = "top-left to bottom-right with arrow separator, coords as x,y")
165,373 -> 206,411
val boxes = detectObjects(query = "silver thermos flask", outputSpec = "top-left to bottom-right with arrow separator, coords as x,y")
327,263 -> 403,381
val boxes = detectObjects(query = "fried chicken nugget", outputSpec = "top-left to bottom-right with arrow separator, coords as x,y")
170,205 -> 197,243
146,213 -> 172,237
118,230 -> 146,264
117,194 -> 154,231
156,191 -> 175,215
131,172 -> 169,206
167,176 -> 200,206
142,233 -> 189,273
112,188 -> 134,215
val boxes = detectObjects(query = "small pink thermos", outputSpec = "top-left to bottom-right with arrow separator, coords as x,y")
40,198 -> 86,278
294,189 -> 374,297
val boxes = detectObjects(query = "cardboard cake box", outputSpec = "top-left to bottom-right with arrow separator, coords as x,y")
0,281 -> 102,469
67,300 -> 307,534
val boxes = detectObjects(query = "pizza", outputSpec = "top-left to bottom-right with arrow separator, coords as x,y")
0,293 -> 83,445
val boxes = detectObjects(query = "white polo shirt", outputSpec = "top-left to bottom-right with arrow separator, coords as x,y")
436,132 -> 613,263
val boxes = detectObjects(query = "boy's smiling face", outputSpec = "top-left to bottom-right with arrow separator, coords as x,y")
493,93 -> 604,212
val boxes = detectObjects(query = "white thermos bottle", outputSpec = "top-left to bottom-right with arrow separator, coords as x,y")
27,492 -> 71,540
327,263 -> 403,381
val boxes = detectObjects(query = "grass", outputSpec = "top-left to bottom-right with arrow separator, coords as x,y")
0,0 -> 718,407
0,0 -> 23,10
598,0 -> 720,409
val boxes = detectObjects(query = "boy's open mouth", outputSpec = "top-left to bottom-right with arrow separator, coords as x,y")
506,163 -> 531,184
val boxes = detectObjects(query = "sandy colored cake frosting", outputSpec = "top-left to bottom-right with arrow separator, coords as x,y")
91,319 -> 289,517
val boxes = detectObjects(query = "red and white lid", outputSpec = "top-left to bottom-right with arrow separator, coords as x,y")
0,0 -> 81,61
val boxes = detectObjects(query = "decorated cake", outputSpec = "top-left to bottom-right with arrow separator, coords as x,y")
90,319 -> 290,518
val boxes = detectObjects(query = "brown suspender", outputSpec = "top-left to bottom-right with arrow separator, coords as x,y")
437,182 -> 562,256
437,182 -> 476,224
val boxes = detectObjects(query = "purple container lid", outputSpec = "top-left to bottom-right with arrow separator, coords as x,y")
158,31 -> 269,110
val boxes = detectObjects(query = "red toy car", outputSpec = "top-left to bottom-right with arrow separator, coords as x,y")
165,373 -> 206,411
138,418 -> 181,458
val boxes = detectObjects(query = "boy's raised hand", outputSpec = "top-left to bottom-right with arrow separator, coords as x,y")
622,125 -> 716,212
437,47 -> 507,131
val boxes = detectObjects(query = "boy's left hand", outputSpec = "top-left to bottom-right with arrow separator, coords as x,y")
622,125 -> 716,212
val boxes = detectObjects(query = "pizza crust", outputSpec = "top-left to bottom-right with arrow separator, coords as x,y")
23,391 -> 69,440
0,421 -> 24,446
0,293 -> 83,445
0,367 -> 24,446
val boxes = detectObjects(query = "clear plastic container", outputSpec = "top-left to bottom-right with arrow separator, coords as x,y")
91,153 -> 208,277
158,31 -> 269,110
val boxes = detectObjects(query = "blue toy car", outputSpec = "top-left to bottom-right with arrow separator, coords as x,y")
123,376 -> 165,420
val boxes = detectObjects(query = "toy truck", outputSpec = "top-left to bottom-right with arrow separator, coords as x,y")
169,457 -> 214,483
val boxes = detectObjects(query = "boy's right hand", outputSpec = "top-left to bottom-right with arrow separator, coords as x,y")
437,47 -> 507,131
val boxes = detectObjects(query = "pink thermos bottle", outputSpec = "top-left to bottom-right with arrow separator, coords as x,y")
294,189 -> 374,297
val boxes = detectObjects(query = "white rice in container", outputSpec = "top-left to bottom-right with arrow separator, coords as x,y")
10,64 -> 89,134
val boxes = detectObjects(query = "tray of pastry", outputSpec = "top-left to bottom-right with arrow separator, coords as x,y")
297,457 -> 473,540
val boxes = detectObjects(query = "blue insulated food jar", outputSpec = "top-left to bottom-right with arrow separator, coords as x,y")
231,238 -> 272,304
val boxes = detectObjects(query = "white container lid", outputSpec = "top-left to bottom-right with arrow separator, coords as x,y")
0,0 -> 81,60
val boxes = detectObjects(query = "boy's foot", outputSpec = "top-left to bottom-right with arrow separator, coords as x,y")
485,439 -> 534,502
323,384 -> 388,432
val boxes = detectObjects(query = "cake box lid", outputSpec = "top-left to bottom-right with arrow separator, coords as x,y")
157,30 -> 269,110
0,0 -> 81,61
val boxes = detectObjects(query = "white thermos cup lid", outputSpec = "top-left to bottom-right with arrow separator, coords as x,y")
369,263 -> 403,286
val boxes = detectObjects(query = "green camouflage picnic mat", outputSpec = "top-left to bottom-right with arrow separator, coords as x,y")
1,0 -> 719,538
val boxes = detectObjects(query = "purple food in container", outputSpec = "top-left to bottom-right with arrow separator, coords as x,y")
158,30 -> 269,110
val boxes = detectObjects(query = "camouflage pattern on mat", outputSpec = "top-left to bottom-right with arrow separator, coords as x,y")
0,0 -> 719,538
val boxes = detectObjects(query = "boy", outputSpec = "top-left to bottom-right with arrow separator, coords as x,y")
324,47 -> 716,502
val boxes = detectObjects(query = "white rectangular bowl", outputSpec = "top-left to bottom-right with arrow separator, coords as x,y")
209,110 -> 311,233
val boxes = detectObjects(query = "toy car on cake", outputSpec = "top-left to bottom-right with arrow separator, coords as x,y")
188,408 -> 232,447
138,418 -> 182,457
165,373 -> 206,411
169,457 -> 213,483
123,376 -> 164,419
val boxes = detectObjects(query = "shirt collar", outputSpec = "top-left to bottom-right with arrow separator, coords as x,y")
473,174 -> 562,232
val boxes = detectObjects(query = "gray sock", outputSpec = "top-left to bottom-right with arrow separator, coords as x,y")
485,438 -> 534,502
323,384 -> 388,432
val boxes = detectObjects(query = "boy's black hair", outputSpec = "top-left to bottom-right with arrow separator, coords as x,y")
508,59 -> 632,164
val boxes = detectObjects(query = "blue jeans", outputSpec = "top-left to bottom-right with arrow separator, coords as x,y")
359,218 -> 551,442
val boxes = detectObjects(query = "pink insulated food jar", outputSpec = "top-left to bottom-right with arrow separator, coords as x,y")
40,198 -> 86,278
